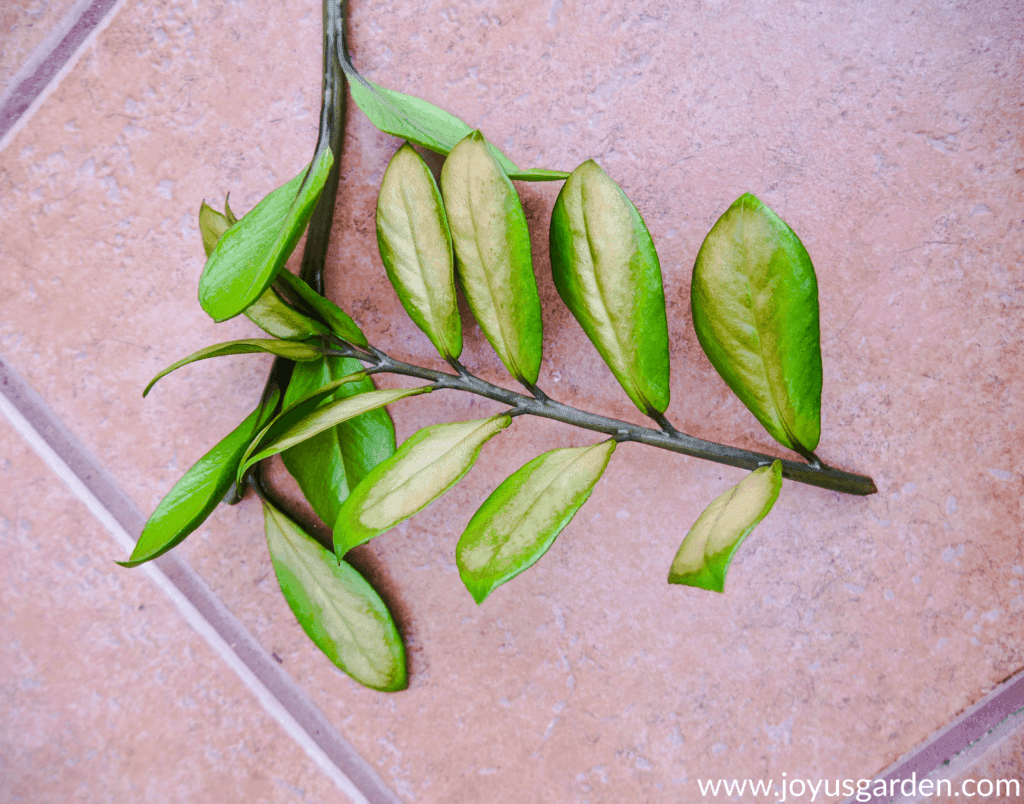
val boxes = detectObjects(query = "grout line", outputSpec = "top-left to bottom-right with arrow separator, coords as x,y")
0,356 -> 403,804
0,0 -> 128,153
841,667 -> 1024,804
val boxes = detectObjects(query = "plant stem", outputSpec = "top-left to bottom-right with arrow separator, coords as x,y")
336,345 -> 877,496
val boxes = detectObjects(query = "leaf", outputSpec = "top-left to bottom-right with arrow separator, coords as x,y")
376,143 -> 461,360
457,439 -> 616,604
550,160 -> 671,416
244,285 -> 331,340
198,147 -> 334,323
440,131 -> 544,385
334,414 -> 511,558
668,460 -> 782,592
223,195 -> 238,225
691,193 -> 822,454
342,70 -> 568,182
238,385 -> 430,478
264,500 -> 406,692
276,270 -> 368,347
199,202 -> 230,257
143,339 -> 323,397
280,357 -> 397,526
119,394 -> 278,567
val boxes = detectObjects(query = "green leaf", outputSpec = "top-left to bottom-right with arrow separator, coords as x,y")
198,148 -> 334,323
238,385 -> 430,478
441,131 -> 544,385
223,195 -> 238,225
143,339 -> 323,397
264,500 -> 406,692
119,394 -> 278,567
457,439 -> 616,604
550,160 -> 671,416
334,414 -> 511,558
691,193 -> 822,454
244,285 -> 331,341
668,460 -> 782,592
376,143 -> 461,360
199,202 -> 230,258
275,270 -> 368,347
342,70 -> 568,182
280,357 -> 397,526
240,372 -> 370,476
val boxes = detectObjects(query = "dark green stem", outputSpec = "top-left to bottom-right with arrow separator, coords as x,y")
328,344 -> 877,496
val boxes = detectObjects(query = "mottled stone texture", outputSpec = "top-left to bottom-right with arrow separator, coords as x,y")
0,417 -> 342,803
0,0 -> 1022,801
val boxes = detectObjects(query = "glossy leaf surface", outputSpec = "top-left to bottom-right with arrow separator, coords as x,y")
276,270 -> 368,347
120,395 -> 277,566
668,460 -> 782,592
334,414 -> 511,558
343,71 -> 567,182
376,143 -> 461,360
441,131 -> 543,385
550,160 -> 670,415
144,339 -> 322,397
198,148 -> 334,322
281,357 -> 397,526
457,439 -> 616,604
239,386 -> 429,478
692,193 -> 822,453
264,501 -> 406,691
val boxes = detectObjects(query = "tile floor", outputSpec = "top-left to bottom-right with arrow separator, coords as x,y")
2,0 -> 1022,801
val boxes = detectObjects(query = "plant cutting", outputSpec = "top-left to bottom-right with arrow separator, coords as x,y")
120,0 -> 876,693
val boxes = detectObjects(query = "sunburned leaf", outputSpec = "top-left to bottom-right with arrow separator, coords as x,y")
441,131 -> 543,385
143,339 -> 323,397
199,147 -> 334,322
238,385 -> 430,478
376,143 -> 461,360
119,393 -> 279,567
550,160 -> 670,416
280,357 -> 397,526
334,414 -> 511,558
692,194 -> 822,455
264,501 -> 406,691
668,460 -> 782,592
275,269 -> 368,347
457,439 -> 616,604
342,69 -> 568,182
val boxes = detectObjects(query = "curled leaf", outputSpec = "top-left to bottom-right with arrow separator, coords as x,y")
264,501 -> 406,691
199,148 -> 334,323
668,460 -> 782,592
458,439 -> 616,604
692,194 -> 822,454
334,414 -> 511,558
119,394 -> 278,567
238,385 -> 430,479
280,357 -> 396,526
275,270 -> 368,347
550,160 -> 670,416
199,202 -> 230,258
376,143 -> 461,360
245,285 -> 331,341
143,339 -> 323,397
441,131 -> 543,385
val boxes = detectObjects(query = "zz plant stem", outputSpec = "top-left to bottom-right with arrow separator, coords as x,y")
327,342 -> 877,497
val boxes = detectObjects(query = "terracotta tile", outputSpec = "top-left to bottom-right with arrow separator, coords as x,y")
0,415 -> 345,803
0,0 -> 1022,801
0,0 -> 83,95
